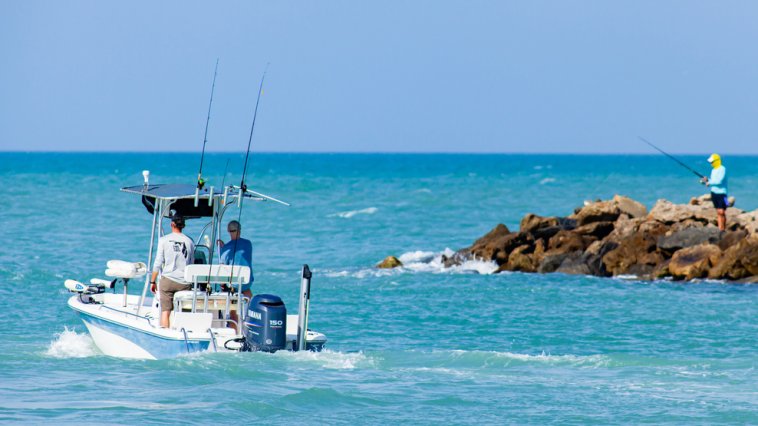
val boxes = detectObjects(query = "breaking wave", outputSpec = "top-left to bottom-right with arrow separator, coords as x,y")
325,249 -> 498,278
46,327 -> 100,358
329,207 -> 378,218
539,177 -> 556,185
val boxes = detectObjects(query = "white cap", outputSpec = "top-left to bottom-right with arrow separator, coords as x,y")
706,154 -> 717,163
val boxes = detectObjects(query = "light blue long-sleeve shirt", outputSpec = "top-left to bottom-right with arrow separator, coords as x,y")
709,166 -> 727,195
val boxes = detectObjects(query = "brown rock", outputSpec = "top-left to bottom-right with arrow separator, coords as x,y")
709,238 -> 749,280
520,214 -> 576,240
470,224 -> 510,250
734,210 -> 758,235
668,244 -> 721,280
531,239 -> 546,266
742,242 -> 758,276
657,227 -> 722,255
538,252 -> 574,273
502,244 -> 538,272
555,251 -> 591,275
602,232 -> 662,276
652,259 -> 671,279
547,230 -> 588,255
605,216 -> 645,245
573,201 -> 621,226
377,256 -> 402,269
719,230 -> 747,251
520,214 -> 559,234
649,199 -> 744,227
612,195 -> 648,218
666,219 -> 705,234
574,221 -> 615,239
468,224 -> 534,264
689,193 -> 711,206
441,249 -> 470,268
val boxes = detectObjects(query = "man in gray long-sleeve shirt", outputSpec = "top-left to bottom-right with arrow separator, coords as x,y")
150,215 -> 195,328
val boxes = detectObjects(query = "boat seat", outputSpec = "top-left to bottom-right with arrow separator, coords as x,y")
171,311 -> 213,332
105,260 -> 147,279
174,290 -> 246,313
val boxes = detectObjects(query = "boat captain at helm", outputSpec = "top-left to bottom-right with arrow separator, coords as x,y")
150,215 -> 196,328
217,220 -> 254,327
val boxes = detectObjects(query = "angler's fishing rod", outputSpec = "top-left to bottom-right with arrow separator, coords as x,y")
196,59 -> 220,190
207,159 -> 230,271
638,136 -> 705,179
239,63 -> 269,194
226,65 -> 269,299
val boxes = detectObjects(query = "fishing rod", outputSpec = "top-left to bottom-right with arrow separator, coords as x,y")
226,65 -> 269,304
239,63 -> 269,194
196,59 -> 220,191
638,136 -> 705,179
207,158 -> 230,274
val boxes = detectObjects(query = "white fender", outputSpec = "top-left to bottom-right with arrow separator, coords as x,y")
65,279 -> 87,293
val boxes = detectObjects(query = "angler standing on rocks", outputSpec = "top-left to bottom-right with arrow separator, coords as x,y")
700,153 -> 729,231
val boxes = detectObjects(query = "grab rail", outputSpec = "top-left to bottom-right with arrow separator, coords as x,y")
207,328 -> 217,352
180,328 -> 190,353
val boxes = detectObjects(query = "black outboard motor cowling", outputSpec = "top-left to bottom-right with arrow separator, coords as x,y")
243,294 -> 287,352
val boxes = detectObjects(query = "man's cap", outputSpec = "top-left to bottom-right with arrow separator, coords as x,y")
707,153 -> 721,163
170,215 -> 185,227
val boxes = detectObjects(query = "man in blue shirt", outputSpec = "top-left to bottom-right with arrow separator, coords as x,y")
217,220 -> 254,299
700,153 -> 728,231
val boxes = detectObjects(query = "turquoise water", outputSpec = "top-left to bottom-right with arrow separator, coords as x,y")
1,153 -> 757,424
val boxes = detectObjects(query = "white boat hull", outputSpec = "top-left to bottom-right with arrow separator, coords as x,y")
68,294 -> 326,360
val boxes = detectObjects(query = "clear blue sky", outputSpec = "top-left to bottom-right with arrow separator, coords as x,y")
2,1 -> 757,153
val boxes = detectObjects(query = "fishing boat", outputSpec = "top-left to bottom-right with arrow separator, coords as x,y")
64,172 -> 327,359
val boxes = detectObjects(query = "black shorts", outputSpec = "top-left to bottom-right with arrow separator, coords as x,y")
711,193 -> 728,209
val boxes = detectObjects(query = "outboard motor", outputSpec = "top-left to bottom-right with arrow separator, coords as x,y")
243,294 -> 287,352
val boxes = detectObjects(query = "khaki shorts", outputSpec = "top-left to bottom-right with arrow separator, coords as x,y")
159,277 -> 192,312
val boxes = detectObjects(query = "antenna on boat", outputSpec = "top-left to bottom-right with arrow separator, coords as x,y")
194,59 -> 220,206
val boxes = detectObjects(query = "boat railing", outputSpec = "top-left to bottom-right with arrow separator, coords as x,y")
184,264 -> 251,333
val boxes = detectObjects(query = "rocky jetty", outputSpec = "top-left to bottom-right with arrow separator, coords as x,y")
441,194 -> 758,282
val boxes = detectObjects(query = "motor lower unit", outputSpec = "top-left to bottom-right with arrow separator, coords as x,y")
243,294 -> 287,352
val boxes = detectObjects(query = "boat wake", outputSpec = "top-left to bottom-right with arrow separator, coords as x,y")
46,327 -> 101,358
328,207 -> 378,218
275,349 -> 376,370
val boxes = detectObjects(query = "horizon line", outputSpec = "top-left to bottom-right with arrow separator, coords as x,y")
1,150 -> 756,156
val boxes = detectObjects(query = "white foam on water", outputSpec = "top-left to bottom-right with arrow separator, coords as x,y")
277,349 -> 375,370
414,188 -> 432,194
539,177 -> 556,185
326,248 -> 499,278
400,248 -> 498,275
614,274 -> 640,281
46,327 -> 100,358
328,207 -> 378,218
448,349 -> 611,367
398,250 -> 437,264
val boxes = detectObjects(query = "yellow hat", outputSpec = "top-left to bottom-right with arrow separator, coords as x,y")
707,153 -> 721,163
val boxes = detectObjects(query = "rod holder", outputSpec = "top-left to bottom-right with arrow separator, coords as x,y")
296,264 -> 312,351
208,186 -> 214,206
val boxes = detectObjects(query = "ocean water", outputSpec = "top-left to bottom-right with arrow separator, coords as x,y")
1,152 -> 757,424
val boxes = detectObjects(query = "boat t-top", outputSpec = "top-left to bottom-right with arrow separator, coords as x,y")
64,171 -> 327,359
